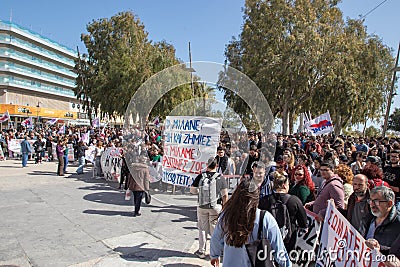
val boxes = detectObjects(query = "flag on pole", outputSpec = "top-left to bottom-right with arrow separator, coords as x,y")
0,110 -> 10,123
101,122 -> 108,137
153,116 -> 160,128
304,111 -> 334,136
58,124 -> 65,134
81,132 -> 89,144
21,117 -> 33,128
92,117 -> 100,128
46,118 -> 58,125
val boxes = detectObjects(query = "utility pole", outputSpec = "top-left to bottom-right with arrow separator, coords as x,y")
189,42 -> 195,116
382,42 -> 400,137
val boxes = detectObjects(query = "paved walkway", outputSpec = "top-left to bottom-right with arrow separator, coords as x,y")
0,159 -> 214,267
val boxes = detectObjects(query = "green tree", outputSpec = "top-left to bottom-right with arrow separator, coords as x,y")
76,11 -> 192,120
364,125 -> 381,138
388,108 -> 400,132
221,0 -> 394,134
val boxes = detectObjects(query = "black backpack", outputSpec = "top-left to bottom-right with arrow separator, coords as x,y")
259,193 -> 292,244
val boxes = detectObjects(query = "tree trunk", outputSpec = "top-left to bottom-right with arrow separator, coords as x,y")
289,110 -> 294,134
282,103 -> 289,135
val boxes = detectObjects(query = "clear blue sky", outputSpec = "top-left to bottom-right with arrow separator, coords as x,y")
1,0 -> 399,128
1,0 -> 398,63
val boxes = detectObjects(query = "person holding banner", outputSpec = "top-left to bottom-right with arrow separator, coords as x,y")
305,160 -> 345,220
359,186 -> 400,258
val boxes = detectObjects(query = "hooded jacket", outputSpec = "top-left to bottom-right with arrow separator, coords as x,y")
127,163 -> 150,192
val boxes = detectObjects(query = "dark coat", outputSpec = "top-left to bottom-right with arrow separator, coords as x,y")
127,163 -> 150,192
346,190 -> 371,224
359,206 -> 400,257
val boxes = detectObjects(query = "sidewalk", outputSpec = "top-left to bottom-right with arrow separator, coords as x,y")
0,159 -> 215,267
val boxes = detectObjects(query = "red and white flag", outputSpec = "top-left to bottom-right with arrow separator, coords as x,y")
21,117 -> 33,128
0,110 -> 10,123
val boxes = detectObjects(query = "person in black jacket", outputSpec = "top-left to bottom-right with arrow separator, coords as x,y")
75,141 -> 88,174
215,146 -> 228,174
359,186 -> 400,258
33,135 -> 45,164
259,172 -> 308,252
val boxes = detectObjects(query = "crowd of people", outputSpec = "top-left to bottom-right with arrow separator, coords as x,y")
1,124 -> 400,266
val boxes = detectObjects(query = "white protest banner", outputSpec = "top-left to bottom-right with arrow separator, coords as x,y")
85,145 -> 96,163
101,147 -> 122,182
304,111 -> 334,136
67,144 -> 74,161
292,209 -> 321,267
52,142 -> 57,160
316,200 -> 384,267
162,116 -> 222,187
0,146 -> 4,160
8,139 -> 35,153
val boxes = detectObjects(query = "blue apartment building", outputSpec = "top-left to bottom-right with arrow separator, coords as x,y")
0,20 -> 87,128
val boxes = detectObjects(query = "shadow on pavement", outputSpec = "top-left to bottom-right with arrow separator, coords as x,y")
27,170 -> 57,176
163,264 -> 204,267
150,205 -> 196,223
83,191 -> 130,206
114,243 -> 198,262
82,209 -> 133,217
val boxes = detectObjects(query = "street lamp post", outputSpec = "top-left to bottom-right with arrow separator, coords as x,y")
36,101 -> 42,127
382,43 -> 400,137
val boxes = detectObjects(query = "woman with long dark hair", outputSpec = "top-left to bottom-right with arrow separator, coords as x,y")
210,179 -> 291,267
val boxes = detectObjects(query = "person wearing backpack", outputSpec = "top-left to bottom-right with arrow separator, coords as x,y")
190,158 -> 229,259
263,172 -> 307,252
210,178 -> 291,267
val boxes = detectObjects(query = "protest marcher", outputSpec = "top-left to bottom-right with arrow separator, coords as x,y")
305,160 -> 345,220
215,146 -> 228,174
272,172 -> 308,251
190,158 -> 228,259
20,136 -> 32,167
210,178 -> 291,267
289,164 -> 315,205
345,174 -> 370,231
56,139 -> 65,176
63,139 -> 69,174
75,140 -> 88,175
312,156 -> 324,192
359,186 -> 400,258
245,145 -> 260,175
334,164 -> 354,207
383,150 -> 400,209
350,151 -> 366,175
33,135 -> 45,164
93,141 -> 104,179
126,155 -> 150,217
361,164 -> 389,189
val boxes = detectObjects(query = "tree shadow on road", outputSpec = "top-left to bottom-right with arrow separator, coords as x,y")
82,209 -> 133,217
149,205 -> 196,223
114,243 -> 199,262
83,191 -> 131,206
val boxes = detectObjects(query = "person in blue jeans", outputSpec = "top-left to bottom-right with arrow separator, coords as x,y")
63,140 -> 69,174
20,136 -> 32,167
76,141 -> 88,174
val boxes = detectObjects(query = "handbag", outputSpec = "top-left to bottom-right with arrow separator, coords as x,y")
144,191 -> 151,204
245,210 -> 276,267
